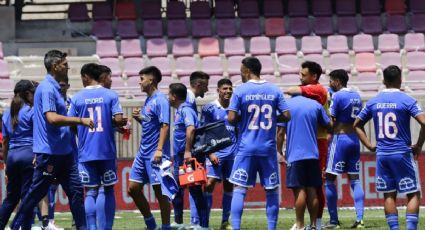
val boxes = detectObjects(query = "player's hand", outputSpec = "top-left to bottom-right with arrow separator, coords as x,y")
153,150 -> 163,163
115,116 -> 128,127
208,153 -> 220,166
184,151 -> 192,162
367,145 -> 377,152
132,109 -> 141,119
277,152 -> 286,164
81,118 -> 94,129
411,144 -> 422,160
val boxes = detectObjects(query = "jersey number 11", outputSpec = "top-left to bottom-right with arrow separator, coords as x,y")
88,106 -> 104,133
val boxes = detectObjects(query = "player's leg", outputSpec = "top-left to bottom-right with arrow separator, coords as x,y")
292,188 -> 307,229
306,187 -> 319,229
259,156 -> 280,230
384,192 -> 399,230
78,161 -> 99,230
324,135 -> 340,228
324,173 -> 339,228
205,158 -> 220,223
152,184 -> 171,230
95,186 -> 106,229
40,195 -> 50,228
59,154 -> 86,230
221,159 -> 234,230
99,160 -> 118,230
11,154 -> 55,230
405,191 -> 420,230
229,155 -> 255,230
316,138 -> 328,227
187,156 -> 208,228
48,184 -> 60,227
128,157 -> 157,230
171,153 -> 185,226
306,159 -> 323,229
348,173 -> 365,228
376,155 -> 398,230
0,152 -> 25,229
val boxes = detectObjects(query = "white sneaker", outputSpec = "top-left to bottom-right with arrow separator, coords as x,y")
290,224 -> 297,230
171,222 -> 187,230
31,226 -> 42,230
46,222 -> 64,230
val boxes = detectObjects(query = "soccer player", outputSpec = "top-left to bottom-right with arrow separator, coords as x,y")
228,57 -> 291,230
127,66 -> 171,230
354,65 -> 425,230
286,61 -> 329,229
324,70 -> 365,229
0,80 -> 37,229
282,95 -> 331,230
169,83 -> 210,229
68,63 -> 125,230
11,50 -> 93,230
201,78 -> 237,230
186,71 -> 210,113
99,65 -> 112,89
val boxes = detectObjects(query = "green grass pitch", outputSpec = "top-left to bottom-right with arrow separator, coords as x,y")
44,208 -> 425,229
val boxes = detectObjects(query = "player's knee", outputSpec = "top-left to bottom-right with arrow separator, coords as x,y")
86,188 -> 98,198
223,180 -> 233,193
205,179 -> 216,192
127,183 -> 141,197
348,174 -> 359,181
325,173 -> 337,181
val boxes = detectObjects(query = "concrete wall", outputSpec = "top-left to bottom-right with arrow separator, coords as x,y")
0,7 -> 15,42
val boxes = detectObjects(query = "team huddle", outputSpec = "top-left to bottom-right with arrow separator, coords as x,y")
1,49 -> 424,230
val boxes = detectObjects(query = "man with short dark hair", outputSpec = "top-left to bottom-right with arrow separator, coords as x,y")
286,61 -> 329,229
169,83 -> 210,229
98,65 -> 112,89
187,71 -> 210,112
228,57 -> 291,230
201,78 -> 237,230
354,65 -> 425,230
128,66 -> 172,230
324,69 -> 365,229
11,50 -> 93,230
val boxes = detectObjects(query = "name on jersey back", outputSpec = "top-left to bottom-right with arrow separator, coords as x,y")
245,94 -> 275,101
85,97 -> 104,104
376,103 -> 397,109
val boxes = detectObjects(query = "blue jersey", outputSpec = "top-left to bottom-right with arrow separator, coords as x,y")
201,100 -> 238,159
173,102 -> 199,155
228,80 -> 289,157
284,96 -> 330,163
33,74 -> 73,155
186,89 -> 198,113
330,88 -> 362,124
357,89 -> 424,155
137,91 -> 171,159
1,104 -> 33,149
68,85 -> 123,162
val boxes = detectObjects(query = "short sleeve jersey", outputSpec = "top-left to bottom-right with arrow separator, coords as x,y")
284,96 -> 330,163
137,91 -> 171,159
357,89 -> 424,155
33,74 -> 73,155
68,85 -> 123,162
228,80 -> 289,157
2,104 -> 33,149
201,99 -> 238,159
173,103 -> 200,155
330,88 -> 362,124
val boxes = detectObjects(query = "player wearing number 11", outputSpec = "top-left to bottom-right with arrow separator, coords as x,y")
354,65 -> 425,230
68,63 -> 124,230
228,57 -> 291,230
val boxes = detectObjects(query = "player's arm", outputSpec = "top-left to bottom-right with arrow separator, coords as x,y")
276,125 -> 287,164
45,112 -> 93,128
353,118 -> 376,152
184,125 -> 196,161
153,123 -> 170,163
227,110 -> 239,124
277,111 -> 291,123
285,86 -> 302,96
112,114 -> 125,127
412,114 -> 425,156
132,108 -> 142,124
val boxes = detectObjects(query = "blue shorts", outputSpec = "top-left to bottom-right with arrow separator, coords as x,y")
326,134 -> 360,175
129,157 -> 160,185
229,155 -> 279,189
286,159 -> 322,188
376,153 -> 420,194
78,160 -> 118,187
206,158 -> 234,181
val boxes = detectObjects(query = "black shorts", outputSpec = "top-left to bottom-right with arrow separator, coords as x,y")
286,159 -> 322,188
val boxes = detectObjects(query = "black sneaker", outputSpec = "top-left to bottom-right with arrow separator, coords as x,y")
350,220 -> 365,229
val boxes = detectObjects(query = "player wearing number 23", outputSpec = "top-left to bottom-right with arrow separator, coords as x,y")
354,65 -> 425,230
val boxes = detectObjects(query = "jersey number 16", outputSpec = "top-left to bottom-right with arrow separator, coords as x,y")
377,111 -> 398,139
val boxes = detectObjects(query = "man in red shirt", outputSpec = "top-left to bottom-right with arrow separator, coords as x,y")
286,61 -> 329,230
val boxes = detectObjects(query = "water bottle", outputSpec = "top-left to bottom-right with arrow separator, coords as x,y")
123,120 -> 131,140
186,165 -> 193,173
179,168 -> 185,175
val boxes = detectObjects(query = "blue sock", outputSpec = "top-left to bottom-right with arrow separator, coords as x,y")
406,213 -> 418,230
189,185 -> 208,227
85,189 -> 98,230
325,180 -> 339,224
189,192 -> 200,225
266,189 -> 279,230
144,215 -> 157,230
162,224 -> 171,230
231,187 -> 247,230
104,186 -> 116,230
96,187 -> 106,230
222,192 -> 233,223
205,192 -> 213,221
48,185 -> 58,220
172,187 -> 184,223
386,213 -> 399,230
350,179 -> 364,221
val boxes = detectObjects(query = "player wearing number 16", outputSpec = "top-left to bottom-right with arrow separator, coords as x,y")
227,57 -> 291,230
354,65 -> 425,230
68,63 -> 125,230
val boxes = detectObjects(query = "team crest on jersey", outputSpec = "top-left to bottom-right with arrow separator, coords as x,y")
145,106 -> 151,113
